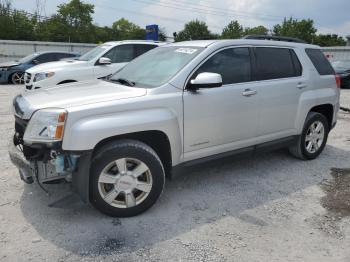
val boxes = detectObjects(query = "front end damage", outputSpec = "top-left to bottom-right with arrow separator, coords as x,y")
9,115 -> 92,202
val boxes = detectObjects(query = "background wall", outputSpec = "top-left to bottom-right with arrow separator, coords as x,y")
322,46 -> 350,62
0,40 -> 97,62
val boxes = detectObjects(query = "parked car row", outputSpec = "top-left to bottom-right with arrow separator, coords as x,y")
24,40 -> 165,90
8,37 -> 340,217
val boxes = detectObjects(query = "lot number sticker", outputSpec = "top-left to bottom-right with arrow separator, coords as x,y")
175,48 -> 198,54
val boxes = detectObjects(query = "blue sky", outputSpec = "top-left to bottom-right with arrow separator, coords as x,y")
12,0 -> 350,37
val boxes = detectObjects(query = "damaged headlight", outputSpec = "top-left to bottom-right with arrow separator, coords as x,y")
23,108 -> 67,144
33,71 -> 55,82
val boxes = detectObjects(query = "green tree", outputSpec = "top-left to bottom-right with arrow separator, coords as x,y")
112,18 -> 145,40
221,20 -> 243,39
314,34 -> 346,47
158,27 -> 167,41
273,17 -> 317,43
49,0 -> 96,42
175,19 -> 215,41
0,0 -> 36,40
244,25 -> 268,36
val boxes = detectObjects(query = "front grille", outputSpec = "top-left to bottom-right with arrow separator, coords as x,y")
25,73 -> 31,83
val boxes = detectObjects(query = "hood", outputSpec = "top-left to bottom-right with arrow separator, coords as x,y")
17,80 -> 146,118
0,61 -> 20,68
26,59 -> 88,73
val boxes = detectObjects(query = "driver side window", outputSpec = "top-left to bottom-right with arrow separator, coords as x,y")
194,47 -> 252,85
104,45 -> 135,63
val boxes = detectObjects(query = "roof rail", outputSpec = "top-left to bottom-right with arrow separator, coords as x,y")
243,35 -> 306,44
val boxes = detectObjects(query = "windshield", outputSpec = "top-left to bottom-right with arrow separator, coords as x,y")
18,53 -> 38,63
78,44 -> 112,61
332,60 -> 350,70
110,46 -> 204,88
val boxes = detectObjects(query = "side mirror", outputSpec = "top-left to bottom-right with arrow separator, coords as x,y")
97,57 -> 111,65
188,72 -> 222,90
32,59 -> 39,65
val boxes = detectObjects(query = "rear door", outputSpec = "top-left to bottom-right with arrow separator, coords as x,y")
252,47 -> 304,138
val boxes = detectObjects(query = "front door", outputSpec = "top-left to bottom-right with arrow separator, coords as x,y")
183,47 -> 260,161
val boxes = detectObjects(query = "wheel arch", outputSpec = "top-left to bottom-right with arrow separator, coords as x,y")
92,130 -> 172,178
57,80 -> 77,85
8,71 -> 24,84
309,104 -> 333,129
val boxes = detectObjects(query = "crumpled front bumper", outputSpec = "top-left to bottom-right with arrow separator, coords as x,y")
8,141 -> 34,184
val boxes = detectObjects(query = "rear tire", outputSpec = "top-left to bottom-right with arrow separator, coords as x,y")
90,139 -> 165,217
289,112 -> 329,160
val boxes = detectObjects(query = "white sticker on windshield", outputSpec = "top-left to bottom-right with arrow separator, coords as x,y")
175,48 -> 198,54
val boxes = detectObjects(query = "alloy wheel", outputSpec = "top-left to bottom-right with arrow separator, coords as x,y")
12,72 -> 24,84
305,120 -> 325,154
97,158 -> 153,208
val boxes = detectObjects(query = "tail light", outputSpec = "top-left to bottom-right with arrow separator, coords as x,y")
335,74 -> 341,89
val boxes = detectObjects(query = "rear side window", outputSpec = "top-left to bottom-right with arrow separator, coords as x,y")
194,47 -> 251,85
35,53 -> 56,63
254,47 -> 296,80
305,49 -> 334,75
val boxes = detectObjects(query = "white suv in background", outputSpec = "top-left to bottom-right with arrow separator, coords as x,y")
24,40 -> 165,90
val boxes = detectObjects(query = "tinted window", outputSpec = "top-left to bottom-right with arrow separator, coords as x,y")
306,49 -> 334,75
35,53 -> 56,63
195,47 -> 251,85
135,44 -> 157,57
254,47 -> 295,80
56,53 -> 76,59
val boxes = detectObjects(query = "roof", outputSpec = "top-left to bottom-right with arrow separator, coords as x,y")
167,39 -> 320,49
36,50 -> 79,55
104,40 -> 167,46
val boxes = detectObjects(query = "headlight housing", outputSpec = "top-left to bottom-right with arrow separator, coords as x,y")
23,108 -> 67,144
0,67 -> 8,71
33,71 -> 55,82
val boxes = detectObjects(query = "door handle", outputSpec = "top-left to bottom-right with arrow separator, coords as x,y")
242,89 -> 257,97
297,82 -> 307,89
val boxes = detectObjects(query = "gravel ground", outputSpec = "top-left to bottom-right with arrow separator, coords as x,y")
0,85 -> 350,262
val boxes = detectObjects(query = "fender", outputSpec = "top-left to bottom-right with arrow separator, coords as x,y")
62,108 -> 183,165
295,87 -> 339,132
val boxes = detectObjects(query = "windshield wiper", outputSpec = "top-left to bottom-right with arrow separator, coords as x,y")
110,78 -> 135,87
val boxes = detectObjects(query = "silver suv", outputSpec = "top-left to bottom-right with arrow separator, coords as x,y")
9,39 -> 340,217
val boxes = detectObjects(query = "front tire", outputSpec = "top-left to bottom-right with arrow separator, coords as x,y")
11,72 -> 25,84
90,139 -> 165,217
289,112 -> 329,160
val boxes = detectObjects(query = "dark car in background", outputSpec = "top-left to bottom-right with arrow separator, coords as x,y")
0,51 -> 80,84
331,60 -> 350,89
